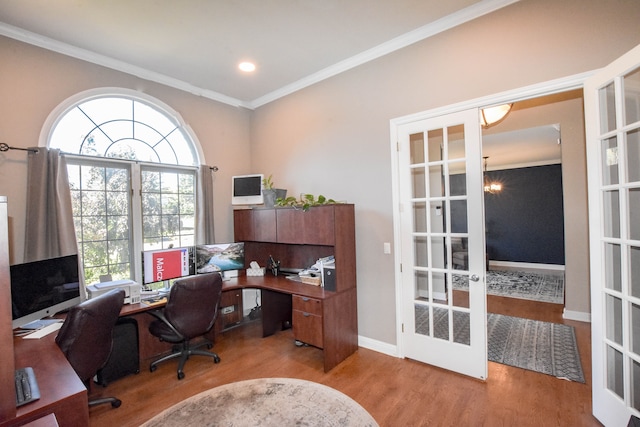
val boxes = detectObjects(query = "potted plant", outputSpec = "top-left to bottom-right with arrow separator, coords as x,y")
262,175 -> 287,208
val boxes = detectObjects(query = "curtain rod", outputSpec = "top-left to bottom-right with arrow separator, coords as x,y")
0,143 -> 38,153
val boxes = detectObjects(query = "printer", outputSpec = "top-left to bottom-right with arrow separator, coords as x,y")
87,279 -> 142,304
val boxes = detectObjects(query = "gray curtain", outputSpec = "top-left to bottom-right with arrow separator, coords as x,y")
196,165 -> 216,244
23,148 -> 78,262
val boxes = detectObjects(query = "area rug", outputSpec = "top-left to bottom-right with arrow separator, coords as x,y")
415,307 -> 585,383
140,377 -> 379,427
452,270 -> 564,304
487,313 -> 584,383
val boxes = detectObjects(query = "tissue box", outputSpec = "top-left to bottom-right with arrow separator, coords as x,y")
246,267 -> 266,276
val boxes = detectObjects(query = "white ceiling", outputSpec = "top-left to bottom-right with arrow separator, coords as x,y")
482,125 -> 561,170
0,0 -> 517,109
0,0 -> 562,169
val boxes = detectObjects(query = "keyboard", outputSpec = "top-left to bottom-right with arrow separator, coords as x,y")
15,367 -> 40,407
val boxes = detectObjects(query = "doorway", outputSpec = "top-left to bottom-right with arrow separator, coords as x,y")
479,90 -> 586,315
392,79 -> 592,380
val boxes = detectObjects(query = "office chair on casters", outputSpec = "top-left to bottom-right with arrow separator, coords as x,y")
55,288 -> 125,409
148,273 -> 223,380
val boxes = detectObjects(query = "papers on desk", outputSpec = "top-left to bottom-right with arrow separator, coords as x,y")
141,296 -> 167,307
22,322 -> 63,339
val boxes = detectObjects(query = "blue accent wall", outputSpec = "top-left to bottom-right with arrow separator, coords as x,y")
451,164 -> 565,265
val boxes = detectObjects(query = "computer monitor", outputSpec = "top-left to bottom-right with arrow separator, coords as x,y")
195,243 -> 245,274
142,246 -> 194,285
232,174 -> 264,205
10,254 -> 82,329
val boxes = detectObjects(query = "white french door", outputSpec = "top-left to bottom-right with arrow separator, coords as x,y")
585,43 -> 640,426
393,109 -> 487,380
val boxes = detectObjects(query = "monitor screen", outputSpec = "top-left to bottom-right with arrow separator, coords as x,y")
195,243 -> 245,274
142,247 -> 194,285
10,254 -> 82,329
232,174 -> 264,205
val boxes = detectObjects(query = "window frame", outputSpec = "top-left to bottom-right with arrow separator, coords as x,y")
44,88 -> 204,286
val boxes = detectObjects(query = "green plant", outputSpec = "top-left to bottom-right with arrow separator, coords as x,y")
275,193 -> 339,211
262,174 -> 274,190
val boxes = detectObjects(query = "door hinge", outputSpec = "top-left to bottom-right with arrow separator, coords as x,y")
402,323 -> 404,333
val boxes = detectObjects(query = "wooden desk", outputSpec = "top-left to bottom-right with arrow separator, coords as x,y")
122,274 -> 357,372
5,334 -> 89,427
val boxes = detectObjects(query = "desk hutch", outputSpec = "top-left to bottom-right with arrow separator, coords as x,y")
234,204 -> 358,372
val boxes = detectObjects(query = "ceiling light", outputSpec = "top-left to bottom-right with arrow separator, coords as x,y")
480,104 -> 513,129
238,62 -> 256,72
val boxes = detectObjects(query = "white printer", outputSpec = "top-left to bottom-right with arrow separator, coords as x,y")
87,279 -> 142,304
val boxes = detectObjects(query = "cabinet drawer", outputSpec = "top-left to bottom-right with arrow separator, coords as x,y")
292,295 -> 322,316
292,310 -> 323,348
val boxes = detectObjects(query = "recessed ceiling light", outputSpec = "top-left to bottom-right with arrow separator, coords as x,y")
238,62 -> 256,72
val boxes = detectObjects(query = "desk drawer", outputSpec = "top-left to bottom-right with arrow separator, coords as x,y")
292,310 -> 323,348
292,295 -> 322,315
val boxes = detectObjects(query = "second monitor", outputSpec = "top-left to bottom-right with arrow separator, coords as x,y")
195,243 -> 245,274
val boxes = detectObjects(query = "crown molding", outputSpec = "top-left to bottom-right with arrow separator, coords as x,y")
0,22 -> 251,109
1,0 -> 519,110
249,0 -> 521,108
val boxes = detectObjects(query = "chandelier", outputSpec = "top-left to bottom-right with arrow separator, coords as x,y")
483,156 -> 502,193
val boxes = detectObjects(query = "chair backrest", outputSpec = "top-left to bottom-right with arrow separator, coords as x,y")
163,273 -> 223,339
55,288 -> 125,382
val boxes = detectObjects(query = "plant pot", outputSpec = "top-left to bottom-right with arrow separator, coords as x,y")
263,188 -> 287,208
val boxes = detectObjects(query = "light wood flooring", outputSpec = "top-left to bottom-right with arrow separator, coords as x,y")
89,295 -> 598,427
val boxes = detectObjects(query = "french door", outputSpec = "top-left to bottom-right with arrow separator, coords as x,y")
585,43 -> 640,426
394,109 -> 487,380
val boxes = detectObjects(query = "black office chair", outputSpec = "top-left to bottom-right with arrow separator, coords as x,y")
55,288 -> 125,408
148,273 -> 223,380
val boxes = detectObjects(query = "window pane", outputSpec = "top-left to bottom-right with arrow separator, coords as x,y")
627,129 -> 640,183
50,95 -> 197,166
602,136 -> 619,186
599,82 -> 617,133
624,67 -> 640,125
141,168 -> 196,251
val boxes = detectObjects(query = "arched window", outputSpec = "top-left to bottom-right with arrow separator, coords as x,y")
48,90 -> 202,287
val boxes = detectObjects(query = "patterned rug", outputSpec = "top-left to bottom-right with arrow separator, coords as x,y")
415,307 -> 585,383
140,378 -> 379,426
487,313 -> 584,383
452,270 -> 564,304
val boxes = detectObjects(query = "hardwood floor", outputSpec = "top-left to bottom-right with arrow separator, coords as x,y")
89,296 -> 598,427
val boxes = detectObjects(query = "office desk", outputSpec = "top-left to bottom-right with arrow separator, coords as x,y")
7,334 -> 89,427
122,274 -> 358,372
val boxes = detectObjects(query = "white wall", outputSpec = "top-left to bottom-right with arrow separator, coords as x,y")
249,0 -> 640,345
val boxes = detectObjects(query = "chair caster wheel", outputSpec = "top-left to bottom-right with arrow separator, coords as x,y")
214,355 -> 221,363
112,399 -> 122,408
177,371 -> 185,380
150,365 -> 157,373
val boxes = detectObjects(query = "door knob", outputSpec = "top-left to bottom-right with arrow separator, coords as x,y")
470,274 -> 480,282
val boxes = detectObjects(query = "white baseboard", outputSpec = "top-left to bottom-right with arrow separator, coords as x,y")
563,308 -> 591,323
489,261 -> 565,274
358,335 -> 399,357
